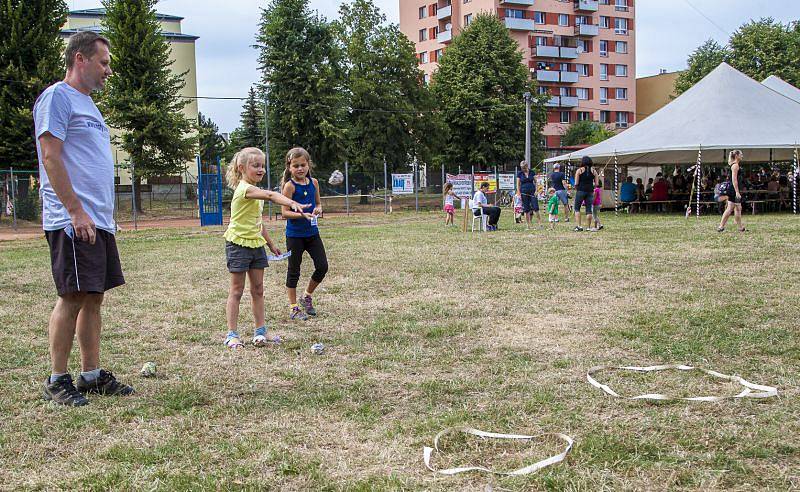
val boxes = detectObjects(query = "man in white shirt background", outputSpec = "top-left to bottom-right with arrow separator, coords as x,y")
472,181 -> 502,230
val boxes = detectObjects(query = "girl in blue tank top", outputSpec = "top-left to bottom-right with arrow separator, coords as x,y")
280,147 -> 329,321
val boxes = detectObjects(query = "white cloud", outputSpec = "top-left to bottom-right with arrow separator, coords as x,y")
67,0 -> 798,132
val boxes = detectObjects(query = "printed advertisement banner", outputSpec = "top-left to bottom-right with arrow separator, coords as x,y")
446,174 -> 473,198
391,173 -> 414,195
499,173 -> 516,190
473,173 -> 497,193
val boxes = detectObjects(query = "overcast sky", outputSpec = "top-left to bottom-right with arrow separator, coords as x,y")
69,0 -> 799,133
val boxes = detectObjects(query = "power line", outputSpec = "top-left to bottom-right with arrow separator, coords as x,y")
680,0 -> 730,37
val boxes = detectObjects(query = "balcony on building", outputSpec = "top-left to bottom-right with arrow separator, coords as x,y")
505,17 -> 536,31
437,29 -> 452,43
437,4 -> 451,20
535,45 -> 560,58
545,96 -> 560,107
560,46 -> 579,58
500,0 -> 535,5
535,70 -> 560,83
560,96 -> 579,107
575,23 -> 599,36
574,0 -> 599,11
535,45 -> 579,59
560,71 -> 579,83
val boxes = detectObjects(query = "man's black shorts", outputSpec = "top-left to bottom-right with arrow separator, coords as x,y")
45,227 -> 125,297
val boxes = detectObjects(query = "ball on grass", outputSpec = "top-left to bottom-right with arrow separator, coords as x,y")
311,343 -> 325,355
140,361 -> 157,378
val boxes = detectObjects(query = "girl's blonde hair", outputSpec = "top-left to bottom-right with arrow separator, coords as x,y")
281,147 -> 314,188
729,150 -> 743,165
226,147 -> 265,189
443,182 -> 453,196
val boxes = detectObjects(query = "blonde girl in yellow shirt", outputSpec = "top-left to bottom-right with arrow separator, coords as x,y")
223,148 -> 312,349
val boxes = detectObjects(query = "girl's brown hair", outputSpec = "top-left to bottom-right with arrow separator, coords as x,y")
443,182 -> 453,196
281,147 -> 314,188
226,147 -> 265,189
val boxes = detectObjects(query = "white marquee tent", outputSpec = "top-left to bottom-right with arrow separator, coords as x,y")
544,63 -> 800,166
762,75 -> 800,104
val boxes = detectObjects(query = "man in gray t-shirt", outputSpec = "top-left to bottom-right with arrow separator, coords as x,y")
35,32 -> 133,406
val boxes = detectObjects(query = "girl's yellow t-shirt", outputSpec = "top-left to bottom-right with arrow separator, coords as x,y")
223,181 -> 266,248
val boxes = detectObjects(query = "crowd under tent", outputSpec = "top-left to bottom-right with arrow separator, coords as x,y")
543,63 -> 800,213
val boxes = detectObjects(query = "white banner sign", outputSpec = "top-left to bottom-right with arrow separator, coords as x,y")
446,174 -> 472,198
392,173 -> 414,195
499,173 -> 516,190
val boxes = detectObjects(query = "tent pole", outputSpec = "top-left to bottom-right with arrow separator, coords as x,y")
793,147 -> 798,215
613,152 -> 619,216
695,147 -> 702,219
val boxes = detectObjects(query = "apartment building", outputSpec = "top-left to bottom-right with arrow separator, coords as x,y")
399,0 -> 636,157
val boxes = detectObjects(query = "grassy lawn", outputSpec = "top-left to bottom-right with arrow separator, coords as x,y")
1,211 -> 798,490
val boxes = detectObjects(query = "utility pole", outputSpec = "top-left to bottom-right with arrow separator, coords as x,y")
264,94 -> 272,219
524,92 -> 531,167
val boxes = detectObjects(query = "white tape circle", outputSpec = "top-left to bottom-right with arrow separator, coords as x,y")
423,427 -> 574,476
586,364 -> 778,401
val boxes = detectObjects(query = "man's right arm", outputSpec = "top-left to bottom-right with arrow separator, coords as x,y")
39,133 -> 96,244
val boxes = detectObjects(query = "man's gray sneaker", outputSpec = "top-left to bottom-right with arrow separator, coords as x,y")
43,374 -> 89,406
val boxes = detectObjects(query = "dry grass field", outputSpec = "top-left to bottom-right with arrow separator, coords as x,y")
1,211 -> 798,490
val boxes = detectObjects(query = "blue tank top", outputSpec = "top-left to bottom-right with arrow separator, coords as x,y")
285,178 -> 319,238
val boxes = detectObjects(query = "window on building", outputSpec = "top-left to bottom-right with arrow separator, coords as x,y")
559,87 -> 570,96
419,6 -> 426,19
615,41 -> 628,53
507,8 -> 524,19
534,11 -> 546,24
558,14 -> 569,26
615,17 -> 628,34
560,111 -> 571,123
464,13 -> 473,26
576,88 -> 589,100
577,39 -> 590,52
578,111 -> 592,121
419,29 -> 427,42
599,16 -> 610,28
615,64 -> 628,77
616,111 -> 629,126
436,48 -> 443,59
576,64 -> 589,76
599,110 -> 610,122
433,26 -> 440,37
600,87 -> 608,104
537,86 -> 549,95
559,62 -> 570,71
419,51 -> 429,64
535,36 -> 547,46
615,88 -> 627,99
599,0 -> 610,4
600,63 -> 608,81
423,73 -> 430,85
599,40 -> 608,57
615,0 -> 629,12
575,15 -> 590,25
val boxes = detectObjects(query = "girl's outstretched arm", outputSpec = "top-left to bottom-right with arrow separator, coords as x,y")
280,181 -> 314,220
246,185 -> 312,215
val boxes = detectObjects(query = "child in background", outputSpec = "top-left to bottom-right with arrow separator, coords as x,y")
546,187 -> 559,230
443,182 -> 457,226
591,180 -> 604,231
223,148 -> 312,349
513,193 -> 523,223
281,147 -> 329,320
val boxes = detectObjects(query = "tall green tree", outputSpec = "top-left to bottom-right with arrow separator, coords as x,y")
198,112 -> 226,165
238,87 -> 264,150
561,120 -> 615,146
674,39 -> 729,94
102,0 -> 196,212
430,14 -> 546,169
256,0 -> 347,174
0,0 -> 67,169
336,0 -> 439,180
675,19 -> 800,94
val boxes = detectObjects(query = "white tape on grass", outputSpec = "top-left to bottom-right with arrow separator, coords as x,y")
587,364 -> 778,401
423,427 -> 573,476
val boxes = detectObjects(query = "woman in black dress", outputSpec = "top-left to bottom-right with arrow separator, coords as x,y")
718,150 -> 746,232
516,160 -> 542,229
